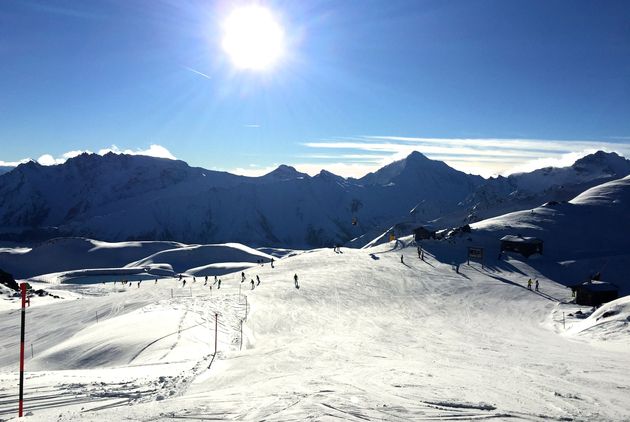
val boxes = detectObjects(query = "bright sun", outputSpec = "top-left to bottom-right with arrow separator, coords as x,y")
221,6 -> 285,71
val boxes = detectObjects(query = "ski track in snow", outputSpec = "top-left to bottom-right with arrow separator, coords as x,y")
0,245 -> 628,421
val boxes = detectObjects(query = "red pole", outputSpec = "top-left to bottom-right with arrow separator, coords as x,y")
214,313 -> 218,355
18,282 -> 27,418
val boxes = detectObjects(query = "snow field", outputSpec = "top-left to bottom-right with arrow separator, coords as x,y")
0,241 -> 628,421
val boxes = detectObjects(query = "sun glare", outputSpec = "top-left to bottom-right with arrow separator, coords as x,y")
221,6 -> 285,71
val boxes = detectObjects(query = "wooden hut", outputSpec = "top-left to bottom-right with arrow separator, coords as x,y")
570,281 -> 619,306
413,226 -> 436,241
500,235 -> 543,257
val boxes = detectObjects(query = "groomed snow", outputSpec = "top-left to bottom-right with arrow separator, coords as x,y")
0,241 -> 628,421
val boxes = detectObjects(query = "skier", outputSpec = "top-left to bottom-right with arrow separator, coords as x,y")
251,279 -> 255,290
205,275 -> 208,284
218,279 -> 221,289
527,279 -> 532,290
193,277 -> 196,283
294,273 -> 299,289
155,278 -> 158,285
214,275 -> 218,285
400,255 -> 404,264
178,274 -> 182,281
535,279 -> 539,292
138,281 -> 141,288
271,258 -> 275,268
417,247 -> 421,259
182,279 -> 187,287
241,272 -> 246,283
256,275 -> 261,286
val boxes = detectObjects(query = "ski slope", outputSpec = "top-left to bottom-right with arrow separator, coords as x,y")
0,241 -> 628,421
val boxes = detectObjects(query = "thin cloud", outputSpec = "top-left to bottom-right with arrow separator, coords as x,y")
0,158 -> 31,167
98,144 -> 177,160
302,136 -> 630,177
184,66 -> 212,80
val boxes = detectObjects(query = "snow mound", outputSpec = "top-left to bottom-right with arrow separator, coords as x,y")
34,307 -> 208,370
185,262 -> 257,276
570,174 -> 630,206
127,243 -> 273,274
567,295 -> 630,342
0,238 -> 185,279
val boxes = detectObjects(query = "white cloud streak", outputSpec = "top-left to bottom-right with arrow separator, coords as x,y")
301,136 -> 630,177
184,66 -> 212,79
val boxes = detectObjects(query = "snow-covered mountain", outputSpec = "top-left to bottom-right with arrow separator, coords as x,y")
0,150 -> 629,248
458,151 -> 630,224
0,167 -> 13,176
0,151 -> 484,247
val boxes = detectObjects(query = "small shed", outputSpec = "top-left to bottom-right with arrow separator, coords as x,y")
413,226 -> 436,241
570,281 -> 619,306
500,235 -> 543,257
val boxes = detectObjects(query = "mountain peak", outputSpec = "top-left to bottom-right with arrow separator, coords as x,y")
262,165 -> 308,181
572,151 -> 630,177
406,150 -> 429,161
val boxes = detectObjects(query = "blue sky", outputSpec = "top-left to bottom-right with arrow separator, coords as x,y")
1,0 -> 629,177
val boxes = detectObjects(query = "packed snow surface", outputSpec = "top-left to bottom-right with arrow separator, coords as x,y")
0,239 -> 628,421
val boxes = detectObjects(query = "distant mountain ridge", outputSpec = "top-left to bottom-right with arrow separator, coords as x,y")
0,150 -> 628,248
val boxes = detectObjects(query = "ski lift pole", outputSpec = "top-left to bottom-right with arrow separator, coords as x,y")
214,313 -> 218,355
18,282 -> 28,418
240,319 -> 243,351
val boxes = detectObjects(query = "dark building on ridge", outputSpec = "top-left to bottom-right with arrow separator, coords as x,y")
569,281 -> 619,306
500,235 -> 543,257
413,226 -> 436,241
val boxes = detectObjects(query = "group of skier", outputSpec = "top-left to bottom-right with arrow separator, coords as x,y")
109,256 -> 299,293
527,278 -> 540,291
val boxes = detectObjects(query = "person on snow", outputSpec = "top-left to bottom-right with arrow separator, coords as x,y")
241,272 -> 246,283
178,274 -> 182,281
294,273 -> 299,289
400,255 -> 404,264
218,279 -> 221,289
138,281 -> 141,288
182,279 -> 187,287
251,279 -> 255,290
155,278 -> 158,285
205,275 -> 208,284
193,277 -> 196,283
535,279 -> 539,291
417,247 -> 422,259
256,275 -> 261,286
527,279 -> 532,290
214,275 -> 218,285
271,258 -> 275,268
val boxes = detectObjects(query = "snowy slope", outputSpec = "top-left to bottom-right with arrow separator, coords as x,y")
469,175 -> 630,294
0,241 -> 628,421
127,243 -> 273,274
457,151 -> 630,225
0,238 -> 185,279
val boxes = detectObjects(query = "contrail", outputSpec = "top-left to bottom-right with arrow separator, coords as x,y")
184,66 -> 212,79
